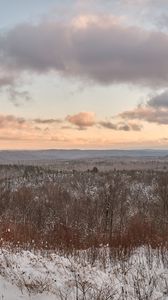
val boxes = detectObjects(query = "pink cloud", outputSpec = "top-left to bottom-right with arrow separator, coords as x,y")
66,112 -> 96,129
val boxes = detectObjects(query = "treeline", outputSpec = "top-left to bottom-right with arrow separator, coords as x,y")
0,166 -> 168,256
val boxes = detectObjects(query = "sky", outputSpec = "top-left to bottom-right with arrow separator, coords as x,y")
0,0 -> 168,149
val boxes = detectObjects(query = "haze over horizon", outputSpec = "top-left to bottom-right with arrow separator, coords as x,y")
0,0 -> 168,150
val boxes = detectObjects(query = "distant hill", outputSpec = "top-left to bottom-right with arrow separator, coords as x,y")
0,149 -> 167,164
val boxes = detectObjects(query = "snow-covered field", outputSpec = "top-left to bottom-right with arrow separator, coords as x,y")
1,247 -> 168,299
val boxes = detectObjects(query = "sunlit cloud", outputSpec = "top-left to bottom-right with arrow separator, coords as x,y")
120,90 -> 168,124
99,121 -> 142,131
66,112 -> 96,129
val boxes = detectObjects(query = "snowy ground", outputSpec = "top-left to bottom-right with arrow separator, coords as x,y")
0,247 -> 168,299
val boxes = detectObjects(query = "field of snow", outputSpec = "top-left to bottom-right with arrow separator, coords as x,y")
1,247 -> 168,299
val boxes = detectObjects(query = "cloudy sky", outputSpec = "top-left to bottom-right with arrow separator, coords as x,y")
0,0 -> 168,149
